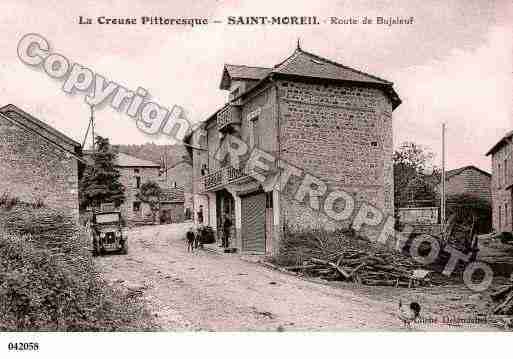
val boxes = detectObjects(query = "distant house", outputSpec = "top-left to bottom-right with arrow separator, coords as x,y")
84,151 -> 161,223
0,104 -> 82,222
486,131 -> 513,232
159,187 -> 185,224
161,159 -> 193,219
84,151 -> 187,224
442,165 -> 491,202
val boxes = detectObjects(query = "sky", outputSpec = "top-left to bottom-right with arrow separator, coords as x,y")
0,0 -> 511,171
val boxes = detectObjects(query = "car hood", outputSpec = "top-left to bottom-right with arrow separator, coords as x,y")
95,225 -> 120,233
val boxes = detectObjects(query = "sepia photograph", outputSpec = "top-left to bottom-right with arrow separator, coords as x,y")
0,0 -> 512,357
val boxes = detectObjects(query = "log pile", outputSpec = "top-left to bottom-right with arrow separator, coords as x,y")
283,248 -> 427,287
491,284 -> 513,315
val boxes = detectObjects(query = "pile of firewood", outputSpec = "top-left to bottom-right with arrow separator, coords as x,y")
283,248 -> 427,287
491,284 -> 513,315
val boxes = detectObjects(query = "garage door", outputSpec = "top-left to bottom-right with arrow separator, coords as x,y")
241,192 -> 266,254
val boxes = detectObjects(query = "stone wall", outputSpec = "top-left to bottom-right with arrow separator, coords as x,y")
277,80 -> 394,239
0,115 -> 79,222
445,169 -> 491,202
491,141 -> 513,232
117,166 -> 161,223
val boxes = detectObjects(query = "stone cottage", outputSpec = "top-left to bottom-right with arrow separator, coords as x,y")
442,166 -> 492,202
486,130 -> 513,233
0,104 -> 82,222
161,159 -> 193,219
185,45 -> 401,254
84,151 -> 186,224
159,187 -> 185,223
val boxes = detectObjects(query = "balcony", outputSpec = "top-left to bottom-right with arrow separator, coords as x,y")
197,166 -> 248,192
217,105 -> 241,132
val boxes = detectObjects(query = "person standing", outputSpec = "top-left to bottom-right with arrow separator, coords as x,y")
222,214 -> 232,248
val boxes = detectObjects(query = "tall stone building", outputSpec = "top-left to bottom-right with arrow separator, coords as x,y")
0,104 -> 82,222
186,45 -> 401,254
486,130 -> 513,232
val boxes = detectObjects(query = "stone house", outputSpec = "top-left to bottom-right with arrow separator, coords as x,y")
161,159 -> 193,219
84,151 -> 186,225
441,165 -> 491,202
486,130 -> 513,233
0,104 -> 82,222
185,45 -> 401,254
112,152 -> 162,223
159,187 -> 185,223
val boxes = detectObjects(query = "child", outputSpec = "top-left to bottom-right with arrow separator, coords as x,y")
186,226 -> 196,252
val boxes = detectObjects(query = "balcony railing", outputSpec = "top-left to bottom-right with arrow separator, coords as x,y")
196,166 -> 247,192
217,105 -> 241,131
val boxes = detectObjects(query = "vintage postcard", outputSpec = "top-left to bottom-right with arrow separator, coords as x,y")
0,0 -> 512,357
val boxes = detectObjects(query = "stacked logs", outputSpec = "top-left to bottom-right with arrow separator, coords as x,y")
491,284 -> 513,315
283,248 -> 425,287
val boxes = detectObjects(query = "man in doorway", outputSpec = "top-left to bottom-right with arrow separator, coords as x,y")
197,205 -> 204,224
222,214 -> 232,248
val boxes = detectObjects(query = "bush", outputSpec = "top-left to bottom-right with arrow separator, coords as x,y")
0,206 -> 156,331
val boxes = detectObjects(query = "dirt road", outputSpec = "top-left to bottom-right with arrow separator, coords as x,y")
96,224 -> 498,331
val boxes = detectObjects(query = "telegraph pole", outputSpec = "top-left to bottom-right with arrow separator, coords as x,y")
441,123 -> 446,234
90,104 -> 95,151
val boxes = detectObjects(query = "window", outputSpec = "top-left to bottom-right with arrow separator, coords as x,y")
266,192 -> 273,209
133,201 -> 141,212
371,141 -> 378,147
250,116 -> 260,148
230,87 -> 240,99
136,176 -> 141,189
505,159 -> 508,187
499,205 -> 502,231
201,164 -> 208,176
498,163 -> 502,188
134,169 -> 140,174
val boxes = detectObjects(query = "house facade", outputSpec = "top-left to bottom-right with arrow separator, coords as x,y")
111,152 -> 161,223
186,45 -> 401,254
486,131 -> 513,233
162,160 -> 193,219
0,104 -> 82,222
159,187 -> 185,223
443,165 -> 492,202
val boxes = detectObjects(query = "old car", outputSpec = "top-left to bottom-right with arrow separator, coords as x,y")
89,211 -> 128,255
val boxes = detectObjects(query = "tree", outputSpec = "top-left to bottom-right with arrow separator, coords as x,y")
79,136 -> 126,210
136,181 -> 162,224
393,142 -> 439,208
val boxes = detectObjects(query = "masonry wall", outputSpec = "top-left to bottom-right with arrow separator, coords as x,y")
491,141 -> 513,232
160,202 -> 184,223
445,170 -> 491,202
277,80 -> 394,239
0,115 -> 79,222
117,166 -> 161,223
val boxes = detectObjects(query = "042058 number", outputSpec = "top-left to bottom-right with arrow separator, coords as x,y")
8,342 -> 39,351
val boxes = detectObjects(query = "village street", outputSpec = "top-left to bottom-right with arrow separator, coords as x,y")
95,224 -> 501,331
96,223 -> 407,331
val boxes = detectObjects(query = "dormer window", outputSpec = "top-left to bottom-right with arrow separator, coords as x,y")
230,87 -> 240,98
